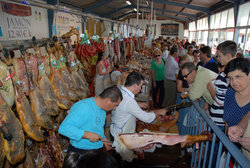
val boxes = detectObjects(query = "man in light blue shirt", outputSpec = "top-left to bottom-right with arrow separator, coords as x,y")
59,86 -> 122,154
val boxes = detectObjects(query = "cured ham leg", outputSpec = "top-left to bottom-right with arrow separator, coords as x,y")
0,138 -> 5,168
137,112 -> 179,132
137,102 -> 192,132
75,59 -> 90,95
23,147 -> 36,168
47,131 -> 64,168
40,55 -> 51,77
29,82 -> 53,130
67,52 -> 88,99
14,85 -> 44,141
12,57 -> 30,95
0,93 -> 25,164
49,69 -> 72,110
119,133 -> 186,150
0,59 -> 14,107
37,145 -> 56,168
38,76 -> 59,116
119,133 -> 210,149
47,45 -> 72,109
26,54 -> 39,84
55,42 -> 78,101
38,61 -> 59,116
115,132 -> 211,162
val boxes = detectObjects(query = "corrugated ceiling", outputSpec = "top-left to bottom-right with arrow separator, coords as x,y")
59,0 -> 242,23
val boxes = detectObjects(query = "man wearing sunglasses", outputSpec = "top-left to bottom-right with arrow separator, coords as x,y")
180,62 -> 218,107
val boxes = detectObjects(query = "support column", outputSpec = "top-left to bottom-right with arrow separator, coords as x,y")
233,2 -> 240,43
207,14 -> 211,46
82,16 -> 87,34
195,19 -> 198,43
47,0 -> 57,38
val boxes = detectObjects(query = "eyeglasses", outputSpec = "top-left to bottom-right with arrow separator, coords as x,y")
183,70 -> 193,78
155,55 -> 161,57
228,74 -> 245,82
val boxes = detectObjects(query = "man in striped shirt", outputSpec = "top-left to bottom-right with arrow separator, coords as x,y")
206,40 -> 237,168
207,40 -> 237,129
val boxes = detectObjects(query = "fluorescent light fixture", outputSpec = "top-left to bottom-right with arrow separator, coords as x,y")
133,8 -> 137,11
126,1 -> 131,5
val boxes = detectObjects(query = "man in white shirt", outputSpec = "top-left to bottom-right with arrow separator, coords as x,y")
164,46 -> 179,107
110,71 -> 167,139
161,42 -> 169,62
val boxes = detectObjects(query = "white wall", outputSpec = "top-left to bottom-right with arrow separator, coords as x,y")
127,18 -> 184,39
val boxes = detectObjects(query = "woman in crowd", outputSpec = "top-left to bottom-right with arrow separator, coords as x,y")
95,52 -> 112,96
151,48 -> 165,108
223,58 -> 250,128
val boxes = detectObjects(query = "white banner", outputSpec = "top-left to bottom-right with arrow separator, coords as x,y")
0,1 -> 49,41
53,11 -> 82,43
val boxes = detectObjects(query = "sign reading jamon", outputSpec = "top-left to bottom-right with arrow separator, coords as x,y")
1,1 -> 32,39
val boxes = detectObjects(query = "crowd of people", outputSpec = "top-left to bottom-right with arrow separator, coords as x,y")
58,36 -> 249,167
150,37 -> 250,162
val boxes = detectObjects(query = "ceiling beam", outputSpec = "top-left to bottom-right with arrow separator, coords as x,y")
59,0 -> 81,9
153,0 -> 210,14
156,13 -> 189,22
83,0 -> 113,12
105,5 -> 197,19
147,6 -> 197,19
176,0 -> 192,17
114,11 -> 136,20
224,0 -> 239,3
104,5 -> 131,17
113,11 -> 189,22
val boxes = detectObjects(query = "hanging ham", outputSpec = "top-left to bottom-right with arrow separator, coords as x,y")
12,57 -> 30,95
23,146 -> 37,168
47,45 -> 72,110
25,53 -> 39,84
29,78 -> 53,130
0,92 -> 25,164
40,55 -> 51,77
0,59 -> 14,107
37,61 -> 59,116
14,84 -> 44,141
0,138 -> 5,168
67,51 -> 89,99
47,131 -> 64,168
54,43 -> 78,102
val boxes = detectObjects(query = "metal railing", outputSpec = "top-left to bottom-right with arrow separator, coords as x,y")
183,99 -> 250,168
